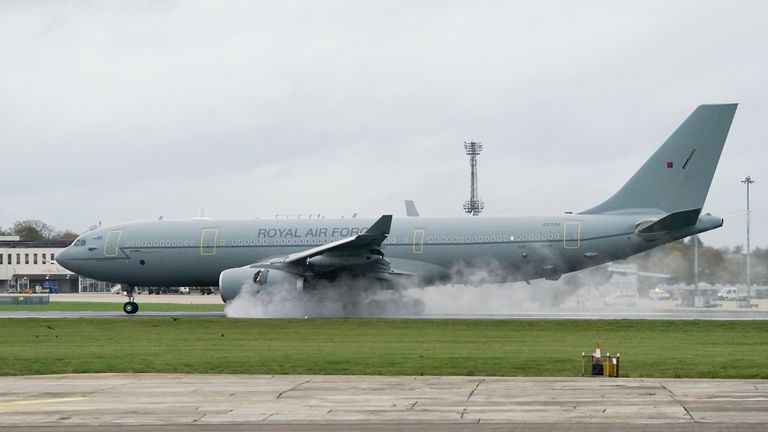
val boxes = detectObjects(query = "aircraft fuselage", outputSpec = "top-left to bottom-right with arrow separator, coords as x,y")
57,213 -> 722,296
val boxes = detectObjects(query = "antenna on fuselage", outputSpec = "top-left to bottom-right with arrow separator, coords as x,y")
193,207 -> 210,220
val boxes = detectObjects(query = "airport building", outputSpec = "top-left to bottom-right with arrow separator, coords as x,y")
1,236 -> 80,293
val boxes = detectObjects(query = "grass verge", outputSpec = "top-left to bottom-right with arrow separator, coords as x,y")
0,319 -> 765,378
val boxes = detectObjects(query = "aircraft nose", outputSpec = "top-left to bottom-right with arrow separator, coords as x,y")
56,247 -> 74,271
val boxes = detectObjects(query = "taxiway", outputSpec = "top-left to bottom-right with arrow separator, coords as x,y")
0,374 -> 766,431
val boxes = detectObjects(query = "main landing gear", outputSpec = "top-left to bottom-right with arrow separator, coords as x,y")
122,285 -> 139,315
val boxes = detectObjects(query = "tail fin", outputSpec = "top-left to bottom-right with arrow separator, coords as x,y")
404,200 -> 420,217
582,104 -> 737,215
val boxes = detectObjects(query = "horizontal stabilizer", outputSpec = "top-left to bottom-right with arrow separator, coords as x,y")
635,208 -> 701,235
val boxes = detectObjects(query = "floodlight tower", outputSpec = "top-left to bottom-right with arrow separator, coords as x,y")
463,141 -> 484,216
742,175 -> 755,301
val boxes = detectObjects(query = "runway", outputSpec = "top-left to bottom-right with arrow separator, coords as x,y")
0,374 -> 766,431
2,293 -> 765,320
2,310 -> 768,320
0,311 -> 225,319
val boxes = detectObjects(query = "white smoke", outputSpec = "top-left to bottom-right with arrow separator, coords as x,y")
224,281 -> 307,318
403,283 -> 537,315
225,276 -> 394,318
223,260 -> 613,318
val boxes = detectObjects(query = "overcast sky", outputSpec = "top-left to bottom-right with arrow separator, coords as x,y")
1,0 -> 765,248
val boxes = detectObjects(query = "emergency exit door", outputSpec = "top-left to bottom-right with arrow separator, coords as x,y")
412,229 -> 425,254
563,222 -> 581,249
200,229 -> 218,256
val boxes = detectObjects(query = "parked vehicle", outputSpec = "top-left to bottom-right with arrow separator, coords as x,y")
148,287 -> 190,295
717,287 -> 745,301
649,287 -> 671,301
147,287 -> 168,295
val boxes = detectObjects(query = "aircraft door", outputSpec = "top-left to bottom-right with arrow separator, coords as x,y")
200,229 -> 218,256
563,222 -> 581,249
412,229 -> 425,254
104,231 -> 122,257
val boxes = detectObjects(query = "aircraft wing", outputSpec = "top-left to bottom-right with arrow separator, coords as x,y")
606,266 -> 672,279
248,215 -> 408,280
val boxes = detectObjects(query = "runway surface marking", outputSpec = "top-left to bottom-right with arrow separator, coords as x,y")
0,397 -> 90,410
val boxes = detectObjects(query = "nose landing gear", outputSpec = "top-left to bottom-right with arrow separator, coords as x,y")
123,301 -> 139,314
122,285 -> 139,315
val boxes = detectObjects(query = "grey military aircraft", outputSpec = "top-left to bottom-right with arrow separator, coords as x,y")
56,104 -> 737,315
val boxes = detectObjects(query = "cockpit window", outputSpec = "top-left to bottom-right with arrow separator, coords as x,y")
73,239 -> 86,247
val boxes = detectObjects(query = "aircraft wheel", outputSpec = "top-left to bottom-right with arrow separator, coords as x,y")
364,299 -> 386,316
123,301 -> 139,315
342,300 -> 361,316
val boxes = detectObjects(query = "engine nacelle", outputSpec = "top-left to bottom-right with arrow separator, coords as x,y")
219,267 -> 302,303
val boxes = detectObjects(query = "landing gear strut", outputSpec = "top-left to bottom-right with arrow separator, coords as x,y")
122,285 -> 139,315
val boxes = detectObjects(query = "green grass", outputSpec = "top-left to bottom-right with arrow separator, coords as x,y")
0,302 -> 224,312
0,319 -> 766,378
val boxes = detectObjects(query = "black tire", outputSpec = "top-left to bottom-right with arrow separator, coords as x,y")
364,299 -> 386,316
342,301 -> 361,316
123,301 -> 139,315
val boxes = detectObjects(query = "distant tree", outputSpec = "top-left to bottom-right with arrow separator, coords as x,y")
614,237 -> 768,286
54,230 -> 79,241
629,240 -> 691,282
752,247 -> 768,285
697,243 -> 725,284
720,249 -> 746,284
11,219 -> 55,241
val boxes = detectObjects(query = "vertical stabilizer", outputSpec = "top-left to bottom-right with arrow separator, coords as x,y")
583,104 -> 737,215
405,200 -> 420,217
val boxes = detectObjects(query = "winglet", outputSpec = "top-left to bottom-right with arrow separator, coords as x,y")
365,215 -> 393,236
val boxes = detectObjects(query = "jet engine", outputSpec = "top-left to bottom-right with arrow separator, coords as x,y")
219,267 -> 303,302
